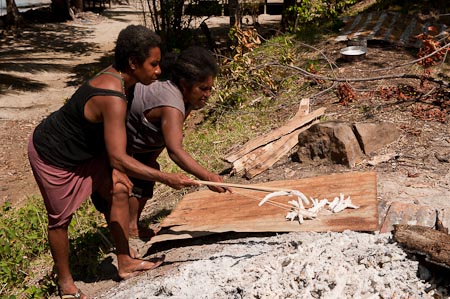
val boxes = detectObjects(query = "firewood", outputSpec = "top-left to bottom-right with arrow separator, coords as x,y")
224,99 -> 320,163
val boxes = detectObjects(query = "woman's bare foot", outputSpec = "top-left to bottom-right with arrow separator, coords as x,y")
118,255 -> 165,280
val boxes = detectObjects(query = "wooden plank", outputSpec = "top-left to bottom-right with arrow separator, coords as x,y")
224,100 -> 323,163
244,120 -> 319,178
231,99 -> 312,174
148,172 -> 378,244
232,146 -> 266,174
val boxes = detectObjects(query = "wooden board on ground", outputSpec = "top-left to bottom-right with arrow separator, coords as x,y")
148,172 -> 378,245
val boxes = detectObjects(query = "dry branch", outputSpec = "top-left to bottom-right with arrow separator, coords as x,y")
259,41 -> 450,88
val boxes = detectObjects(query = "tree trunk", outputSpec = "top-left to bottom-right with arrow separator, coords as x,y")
73,0 -> 84,13
228,0 -> 240,28
5,0 -> 23,28
281,0 -> 296,31
51,0 -> 72,21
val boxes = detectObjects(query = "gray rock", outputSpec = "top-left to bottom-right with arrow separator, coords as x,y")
437,208 -> 450,234
297,121 -> 365,167
353,122 -> 401,155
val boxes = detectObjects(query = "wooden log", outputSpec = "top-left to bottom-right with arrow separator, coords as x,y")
224,99 -> 322,163
393,224 -> 450,268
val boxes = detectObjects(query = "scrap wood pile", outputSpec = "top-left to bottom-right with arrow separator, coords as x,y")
224,98 -> 325,178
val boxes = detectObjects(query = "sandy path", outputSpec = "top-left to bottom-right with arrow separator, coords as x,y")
0,4 -> 143,205
0,5 -> 143,121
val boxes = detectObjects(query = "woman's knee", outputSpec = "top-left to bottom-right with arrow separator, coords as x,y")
112,181 -> 131,197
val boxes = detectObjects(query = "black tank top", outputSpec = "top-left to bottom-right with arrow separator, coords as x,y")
33,72 -> 127,169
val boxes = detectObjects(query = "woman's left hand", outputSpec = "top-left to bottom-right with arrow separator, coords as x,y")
204,173 -> 231,193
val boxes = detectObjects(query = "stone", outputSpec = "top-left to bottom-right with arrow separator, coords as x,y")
379,202 -> 436,233
437,208 -> 450,234
297,121 -> 365,167
353,122 -> 401,155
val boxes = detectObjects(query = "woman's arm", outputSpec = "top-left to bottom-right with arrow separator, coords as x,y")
98,95 -> 196,190
159,106 -> 227,193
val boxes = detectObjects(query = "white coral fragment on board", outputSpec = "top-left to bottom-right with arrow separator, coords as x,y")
259,191 -> 291,206
285,210 -> 299,222
308,198 -> 329,214
258,189 -> 359,224
286,198 -> 317,223
259,190 -> 309,207
328,193 -> 359,213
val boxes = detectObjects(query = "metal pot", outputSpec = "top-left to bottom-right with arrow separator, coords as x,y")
340,46 -> 367,62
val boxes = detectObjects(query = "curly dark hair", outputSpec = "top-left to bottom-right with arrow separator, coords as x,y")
161,46 -> 219,87
114,25 -> 161,72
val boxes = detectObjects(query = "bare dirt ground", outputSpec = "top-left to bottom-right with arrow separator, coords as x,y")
1,2 -> 449,298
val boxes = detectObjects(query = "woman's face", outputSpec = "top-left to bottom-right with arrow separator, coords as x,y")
183,75 -> 214,110
134,47 -> 161,85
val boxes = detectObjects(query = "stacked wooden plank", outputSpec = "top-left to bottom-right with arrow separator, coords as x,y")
224,98 -> 326,178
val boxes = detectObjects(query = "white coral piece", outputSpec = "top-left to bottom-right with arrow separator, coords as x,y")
259,190 -> 310,206
308,198 -> 329,214
328,193 -> 359,213
259,191 -> 291,206
286,198 -> 318,224
285,210 -> 299,222
290,190 -> 310,205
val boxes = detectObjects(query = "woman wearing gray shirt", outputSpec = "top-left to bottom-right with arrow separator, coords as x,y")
126,46 -> 229,239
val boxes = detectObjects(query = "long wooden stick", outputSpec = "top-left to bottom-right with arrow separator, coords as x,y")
193,180 -> 296,193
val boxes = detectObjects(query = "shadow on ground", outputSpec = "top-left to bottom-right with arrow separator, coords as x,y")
0,8 -> 100,95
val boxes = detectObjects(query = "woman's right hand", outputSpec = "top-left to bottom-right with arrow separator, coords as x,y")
163,173 -> 199,190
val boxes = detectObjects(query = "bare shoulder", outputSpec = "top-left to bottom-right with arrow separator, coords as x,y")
89,67 -> 124,93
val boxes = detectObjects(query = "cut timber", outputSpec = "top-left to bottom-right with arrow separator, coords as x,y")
244,120 -> 319,178
225,99 -> 324,163
231,98 -> 309,173
393,225 -> 450,268
232,121 -> 318,175
148,171 -> 378,245
232,146 -> 266,174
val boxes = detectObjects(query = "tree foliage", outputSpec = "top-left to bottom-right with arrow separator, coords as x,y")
140,0 -> 201,51
282,0 -> 358,32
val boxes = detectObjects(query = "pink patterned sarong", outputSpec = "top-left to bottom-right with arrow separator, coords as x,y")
28,133 -> 110,229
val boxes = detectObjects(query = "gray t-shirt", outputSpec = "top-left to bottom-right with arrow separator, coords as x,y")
127,80 -> 185,154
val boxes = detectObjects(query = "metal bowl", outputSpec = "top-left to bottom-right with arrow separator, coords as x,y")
340,46 -> 367,61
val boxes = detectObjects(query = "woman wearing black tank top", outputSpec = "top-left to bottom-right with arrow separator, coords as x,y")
28,25 -> 198,299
